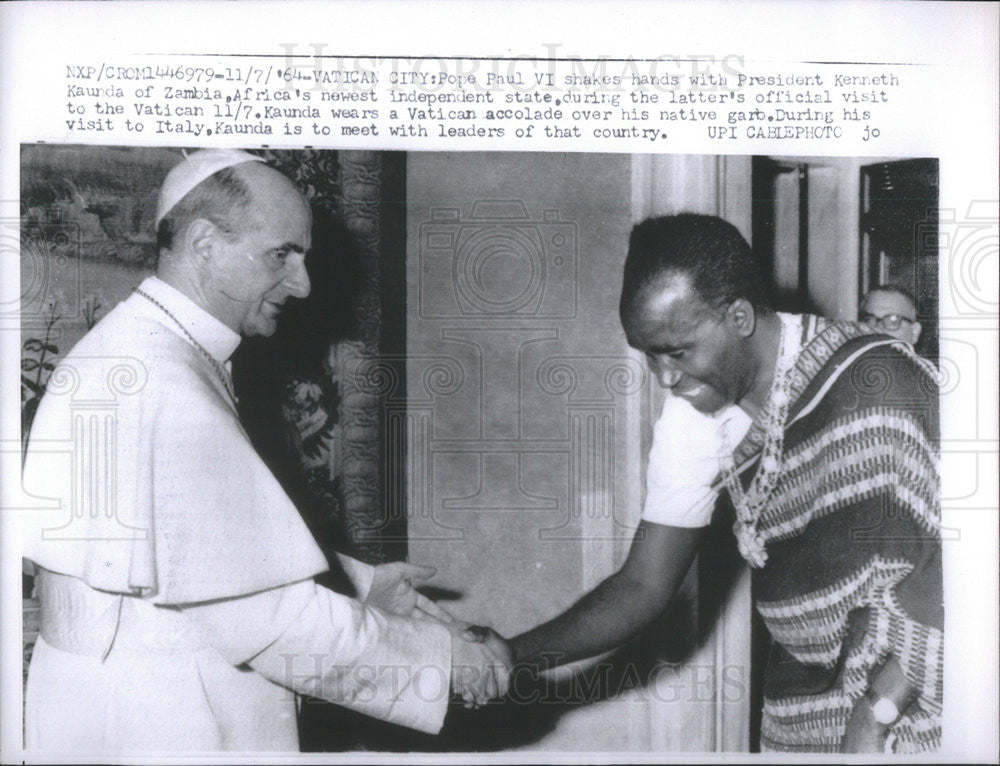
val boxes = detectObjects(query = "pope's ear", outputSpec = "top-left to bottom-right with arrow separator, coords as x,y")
725,298 -> 756,338
183,218 -> 220,262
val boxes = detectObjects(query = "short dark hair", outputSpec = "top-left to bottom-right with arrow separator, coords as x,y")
156,166 -> 255,253
863,283 -> 918,312
619,214 -> 773,323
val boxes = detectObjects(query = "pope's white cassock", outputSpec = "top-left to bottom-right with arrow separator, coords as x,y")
22,276 -> 452,752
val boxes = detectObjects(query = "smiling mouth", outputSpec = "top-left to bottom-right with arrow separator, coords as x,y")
676,383 -> 706,399
263,300 -> 284,316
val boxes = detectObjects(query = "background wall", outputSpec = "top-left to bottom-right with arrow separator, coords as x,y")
406,151 -> 636,629
406,152 -> 656,750
21,147 -> 901,752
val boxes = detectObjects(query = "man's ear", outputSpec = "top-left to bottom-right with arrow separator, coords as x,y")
911,321 -> 922,345
725,298 -> 756,338
183,218 -> 219,263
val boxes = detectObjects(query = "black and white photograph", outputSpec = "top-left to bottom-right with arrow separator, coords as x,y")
15,144 -> 947,754
1,2 -> 997,763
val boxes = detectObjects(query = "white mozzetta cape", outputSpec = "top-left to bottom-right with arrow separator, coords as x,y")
22,277 -> 451,750
23,276 -> 329,602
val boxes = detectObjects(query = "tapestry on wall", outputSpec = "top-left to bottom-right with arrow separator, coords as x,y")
234,148 -> 409,569
19,146 -> 408,706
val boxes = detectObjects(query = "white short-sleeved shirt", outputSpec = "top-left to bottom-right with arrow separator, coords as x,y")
641,393 -> 753,528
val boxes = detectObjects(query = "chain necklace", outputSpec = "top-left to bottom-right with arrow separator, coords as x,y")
135,288 -> 238,406
721,313 -> 801,568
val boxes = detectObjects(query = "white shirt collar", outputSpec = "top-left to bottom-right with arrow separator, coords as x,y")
135,276 -> 241,364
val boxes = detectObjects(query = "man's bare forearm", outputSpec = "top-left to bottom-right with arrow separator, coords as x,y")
511,571 -> 666,667
511,522 -> 701,668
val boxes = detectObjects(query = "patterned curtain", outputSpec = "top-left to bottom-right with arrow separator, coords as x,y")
18,146 -> 409,746
234,149 -> 406,570
234,150 -> 417,752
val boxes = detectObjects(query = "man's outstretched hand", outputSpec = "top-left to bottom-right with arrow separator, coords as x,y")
450,624 -> 513,709
365,561 -> 454,621
365,561 -> 511,707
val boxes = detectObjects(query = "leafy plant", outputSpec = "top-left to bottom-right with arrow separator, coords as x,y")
20,293 -> 103,450
20,299 -> 61,448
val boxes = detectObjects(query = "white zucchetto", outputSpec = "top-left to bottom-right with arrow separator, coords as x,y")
155,148 -> 265,226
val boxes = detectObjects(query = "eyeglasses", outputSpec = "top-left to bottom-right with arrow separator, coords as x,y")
859,312 -> 917,332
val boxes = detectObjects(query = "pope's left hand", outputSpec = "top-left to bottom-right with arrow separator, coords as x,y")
366,561 -> 453,622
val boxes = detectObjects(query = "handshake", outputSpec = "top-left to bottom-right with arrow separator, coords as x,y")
448,622 -> 511,709
365,561 -> 513,709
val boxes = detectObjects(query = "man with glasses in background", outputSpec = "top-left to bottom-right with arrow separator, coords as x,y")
859,284 -> 922,349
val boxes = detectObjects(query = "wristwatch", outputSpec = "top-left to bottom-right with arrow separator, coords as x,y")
867,694 -> 901,725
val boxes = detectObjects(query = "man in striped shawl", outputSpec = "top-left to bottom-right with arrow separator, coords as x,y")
501,214 -> 942,753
